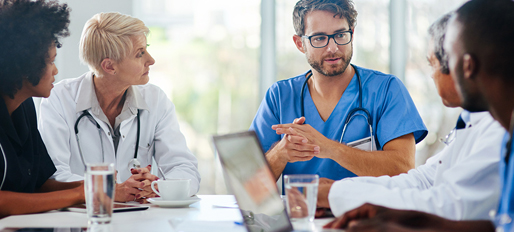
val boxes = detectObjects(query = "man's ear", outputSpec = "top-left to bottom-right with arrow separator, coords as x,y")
293,35 -> 306,54
462,54 -> 478,80
100,58 -> 116,75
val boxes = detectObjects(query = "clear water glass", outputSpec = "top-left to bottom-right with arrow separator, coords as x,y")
85,163 -> 115,224
284,174 -> 319,222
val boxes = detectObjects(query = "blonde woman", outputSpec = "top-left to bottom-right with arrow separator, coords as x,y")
39,12 -> 201,202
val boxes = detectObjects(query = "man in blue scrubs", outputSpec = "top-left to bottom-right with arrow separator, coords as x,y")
324,0 -> 514,231
250,0 -> 428,181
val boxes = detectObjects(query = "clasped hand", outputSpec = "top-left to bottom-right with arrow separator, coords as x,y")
115,165 -> 159,203
272,117 -> 336,162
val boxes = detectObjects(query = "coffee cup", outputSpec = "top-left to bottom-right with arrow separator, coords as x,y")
151,179 -> 190,201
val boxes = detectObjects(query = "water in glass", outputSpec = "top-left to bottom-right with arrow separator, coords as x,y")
285,182 -> 318,222
85,164 -> 115,224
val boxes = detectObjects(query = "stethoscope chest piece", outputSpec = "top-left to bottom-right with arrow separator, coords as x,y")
128,158 -> 141,170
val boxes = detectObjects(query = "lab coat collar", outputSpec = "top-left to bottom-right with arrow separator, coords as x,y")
75,72 -> 149,115
75,72 -> 96,113
125,85 -> 149,115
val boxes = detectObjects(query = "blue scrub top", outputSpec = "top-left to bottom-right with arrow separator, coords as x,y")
250,65 -> 428,181
497,130 -> 514,231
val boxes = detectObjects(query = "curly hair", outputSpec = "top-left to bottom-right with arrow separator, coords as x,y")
0,0 -> 70,98
293,0 -> 358,36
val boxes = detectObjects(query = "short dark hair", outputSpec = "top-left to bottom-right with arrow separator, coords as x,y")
455,0 -> 514,82
293,0 -> 357,36
428,13 -> 452,75
0,0 -> 70,98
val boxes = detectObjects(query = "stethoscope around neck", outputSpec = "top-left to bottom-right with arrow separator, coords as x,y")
0,110 -> 142,190
74,109 -> 141,171
0,143 -> 6,190
300,64 -> 374,149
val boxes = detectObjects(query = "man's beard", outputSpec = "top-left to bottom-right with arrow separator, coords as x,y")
307,48 -> 353,77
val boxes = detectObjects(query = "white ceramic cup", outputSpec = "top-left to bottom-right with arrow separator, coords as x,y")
151,179 -> 191,201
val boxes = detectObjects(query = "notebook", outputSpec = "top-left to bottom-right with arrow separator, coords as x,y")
212,131 -> 344,232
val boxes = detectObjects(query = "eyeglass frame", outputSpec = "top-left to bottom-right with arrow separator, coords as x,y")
301,30 -> 353,48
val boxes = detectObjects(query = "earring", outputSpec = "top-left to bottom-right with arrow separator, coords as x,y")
114,71 -> 117,75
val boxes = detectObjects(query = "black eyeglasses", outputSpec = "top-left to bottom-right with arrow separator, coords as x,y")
302,31 -> 353,48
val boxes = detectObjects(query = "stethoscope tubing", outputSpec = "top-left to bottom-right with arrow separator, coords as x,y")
74,109 -> 140,169
300,64 -> 374,147
0,143 -> 6,190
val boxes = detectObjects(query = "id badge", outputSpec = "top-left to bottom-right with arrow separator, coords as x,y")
346,136 -> 377,151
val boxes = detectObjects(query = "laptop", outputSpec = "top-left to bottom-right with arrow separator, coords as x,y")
212,131 -> 344,232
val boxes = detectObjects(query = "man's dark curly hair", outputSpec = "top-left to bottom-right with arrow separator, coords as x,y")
0,0 -> 70,98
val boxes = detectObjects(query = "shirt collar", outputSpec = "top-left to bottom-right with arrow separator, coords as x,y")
125,85 -> 149,114
0,98 -> 29,146
75,72 -> 149,115
466,110 -> 491,127
0,98 -> 16,140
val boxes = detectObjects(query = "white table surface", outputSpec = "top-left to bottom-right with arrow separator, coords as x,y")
0,195 -> 335,232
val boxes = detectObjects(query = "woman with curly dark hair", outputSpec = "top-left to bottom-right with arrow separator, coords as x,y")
0,0 -> 84,218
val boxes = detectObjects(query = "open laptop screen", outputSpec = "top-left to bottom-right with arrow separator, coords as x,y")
212,131 -> 292,232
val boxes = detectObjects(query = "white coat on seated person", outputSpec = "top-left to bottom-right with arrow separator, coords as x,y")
38,72 -> 201,195
328,111 -> 504,220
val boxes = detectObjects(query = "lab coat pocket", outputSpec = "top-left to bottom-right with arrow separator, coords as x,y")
135,144 -> 152,166
144,141 -> 157,164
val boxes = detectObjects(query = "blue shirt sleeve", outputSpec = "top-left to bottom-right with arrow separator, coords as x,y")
250,85 -> 282,153
373,77 -> 428,147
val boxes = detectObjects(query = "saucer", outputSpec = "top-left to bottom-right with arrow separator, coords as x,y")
147,196 -> 201,208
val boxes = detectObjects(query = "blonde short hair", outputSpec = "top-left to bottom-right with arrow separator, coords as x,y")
79,12 -> 149,75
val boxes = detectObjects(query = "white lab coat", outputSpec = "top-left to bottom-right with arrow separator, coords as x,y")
38,72 -> 201,195
329,111 -> 505,220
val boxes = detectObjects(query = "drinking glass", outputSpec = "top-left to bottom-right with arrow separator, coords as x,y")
85,163 -> 115,224
284,174 -> 319,222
